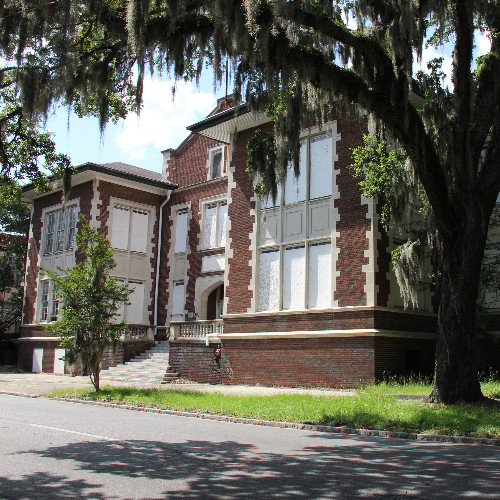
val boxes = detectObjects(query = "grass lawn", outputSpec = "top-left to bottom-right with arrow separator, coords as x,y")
49,381 -> 500,439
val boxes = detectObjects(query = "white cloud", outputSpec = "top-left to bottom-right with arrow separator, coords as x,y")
475,32 -> 491,57
415,45 -> 453,89
114,78 -> 217,157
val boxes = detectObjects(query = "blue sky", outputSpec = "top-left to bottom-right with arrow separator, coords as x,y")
45,72 -> 226,173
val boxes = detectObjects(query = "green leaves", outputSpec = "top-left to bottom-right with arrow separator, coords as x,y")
350,134 -> 408,224
43,215 -> 131,391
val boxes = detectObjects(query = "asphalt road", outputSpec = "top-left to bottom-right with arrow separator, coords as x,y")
1,394 -> 499,499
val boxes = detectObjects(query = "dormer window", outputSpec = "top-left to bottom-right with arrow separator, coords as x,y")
208,145 -> 226,179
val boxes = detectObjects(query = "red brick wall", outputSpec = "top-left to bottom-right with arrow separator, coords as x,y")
226,126 -> 271,314
169,340 -> 221,383
96,180 -> 166,325
157,179 -> 227,324
224,310 -> 375,333
17,339 -> 152,374
335,105 -> 370,306
23,182 -> 93,325
167,134 -> 223,186
220,337 -> 376,388
374,336 -> 435,379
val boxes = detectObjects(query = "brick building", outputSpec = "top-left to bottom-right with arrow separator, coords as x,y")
18,97 -> 500,386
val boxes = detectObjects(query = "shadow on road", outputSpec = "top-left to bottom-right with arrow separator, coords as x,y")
0,472 -> 105,499
6,435 -> 499,498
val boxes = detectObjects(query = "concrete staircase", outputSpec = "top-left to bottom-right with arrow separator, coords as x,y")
100,341 -> 179,384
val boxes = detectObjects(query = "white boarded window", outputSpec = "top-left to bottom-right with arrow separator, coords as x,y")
113,279 -> 125,323
259,249 -> 280,311
218,202 -> 228,247
130,209 -> 149,253
175,209 -> 189,253
284,141 -> 307,205
172,281 -> 185,321
262,183 -> 282,209
127,281 -> 145,324
112,205 -> 149,253
203,200 -> 227,249
111,206 -> 130,250
310,134 -> 333,200
308,241 -> 332,308
283,245 -> 306,310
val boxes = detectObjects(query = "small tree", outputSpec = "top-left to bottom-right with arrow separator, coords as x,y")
44,216 -> 130,391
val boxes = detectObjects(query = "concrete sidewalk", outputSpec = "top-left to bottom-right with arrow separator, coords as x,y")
0,372 -> 355,397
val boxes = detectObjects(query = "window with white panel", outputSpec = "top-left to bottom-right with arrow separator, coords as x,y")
257,128 -> 336,312
203,200 -> 227,249
111,205 -> 150,254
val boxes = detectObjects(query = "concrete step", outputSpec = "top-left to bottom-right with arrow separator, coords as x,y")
99,340 -> 178,383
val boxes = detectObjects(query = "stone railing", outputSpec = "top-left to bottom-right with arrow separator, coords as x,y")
170,320 -> 223,341
121,324 -> 154,340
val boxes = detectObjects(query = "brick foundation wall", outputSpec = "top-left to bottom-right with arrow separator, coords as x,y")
374,336 -> 435,379
17,339 -> 151,375
169,340 -> 221,383
220,337 -> 376,388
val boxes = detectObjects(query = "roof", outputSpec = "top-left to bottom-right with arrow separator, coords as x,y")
21,161 -> 177,202
187,104 -> 269,143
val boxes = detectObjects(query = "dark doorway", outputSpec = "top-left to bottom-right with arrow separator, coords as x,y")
207,284 -> 224,320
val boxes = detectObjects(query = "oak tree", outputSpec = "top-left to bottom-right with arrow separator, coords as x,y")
2,0 -> 500,402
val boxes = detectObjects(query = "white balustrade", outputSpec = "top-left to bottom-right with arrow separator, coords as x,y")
170,320 -> 223,340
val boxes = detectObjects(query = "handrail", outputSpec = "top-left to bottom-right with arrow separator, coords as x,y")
170,320 -> 223,340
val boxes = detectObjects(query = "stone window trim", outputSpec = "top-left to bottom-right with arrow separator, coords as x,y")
198,194 -> 228,251
42,201 -> 80,256
206,144 -> 227,180
109,197 -> 154,256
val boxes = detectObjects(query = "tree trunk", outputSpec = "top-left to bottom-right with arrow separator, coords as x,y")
430,222 -> 487,403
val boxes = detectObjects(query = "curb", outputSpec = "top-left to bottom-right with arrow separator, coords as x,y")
2,390 -> 498,446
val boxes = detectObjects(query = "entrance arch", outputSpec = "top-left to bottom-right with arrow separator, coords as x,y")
198,280 -> 224,320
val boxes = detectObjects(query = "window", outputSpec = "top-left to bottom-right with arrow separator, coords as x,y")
175,209 -> 189,254
171,281 -> 185,321
258,241 -> 332,311
208,146 -> 226,179
111,205 -> 149,253
50,286 -> 60,322
261,132 -> 333,207
257,128 -> 335,312
43,206 -> 78,255
203,200 -> 227,249
40,281 -> 49,322
113,280 -> 146,324
40,280 -> 61,323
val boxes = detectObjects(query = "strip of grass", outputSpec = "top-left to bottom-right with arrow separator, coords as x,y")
49,381 -> 500,439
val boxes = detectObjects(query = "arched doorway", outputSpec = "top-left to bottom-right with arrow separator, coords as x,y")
206,284 -> 224,320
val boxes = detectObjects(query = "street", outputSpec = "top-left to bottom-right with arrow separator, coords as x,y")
0,394 -> 499,499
